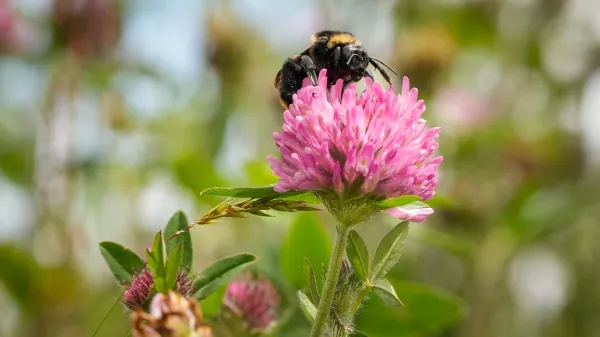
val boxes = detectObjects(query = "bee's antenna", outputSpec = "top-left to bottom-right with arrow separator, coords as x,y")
367,57 -> 398,75
346,54 -> 359,65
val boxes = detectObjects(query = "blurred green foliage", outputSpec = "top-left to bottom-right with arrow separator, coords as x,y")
1,0 -> 600,336
280,213 -> 331,290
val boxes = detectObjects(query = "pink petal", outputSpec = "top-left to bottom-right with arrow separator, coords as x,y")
387,207 -> 434,223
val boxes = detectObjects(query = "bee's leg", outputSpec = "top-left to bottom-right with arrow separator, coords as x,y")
369,60 -> 392,85
333,46 -> 342,66
364,68 -> 374,80
279,58 -> 306,107
283,57 -> 302,71
299,55 -> 318,86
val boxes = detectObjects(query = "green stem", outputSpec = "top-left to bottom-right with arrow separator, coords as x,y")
351,285 -> 372,313
309,224 -> 351,337
92,291 -> 123,337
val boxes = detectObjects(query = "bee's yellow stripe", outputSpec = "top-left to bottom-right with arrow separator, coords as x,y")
327,34 -> 359,48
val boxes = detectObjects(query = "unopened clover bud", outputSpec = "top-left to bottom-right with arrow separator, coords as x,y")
123,268 -> 195,310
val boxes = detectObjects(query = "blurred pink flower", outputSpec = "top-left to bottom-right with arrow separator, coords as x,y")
0,0 -> 44,54
223,273 -> 280,332
124,268 -> 195,310
0,0 -> 17,51
268,69 -> 442,221
432,88 -> 490,133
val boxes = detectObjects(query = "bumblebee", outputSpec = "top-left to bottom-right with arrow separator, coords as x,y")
274,30 -> 397,108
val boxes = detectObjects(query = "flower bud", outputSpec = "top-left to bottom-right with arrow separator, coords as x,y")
124,269 -> 154,310
124,268 -> 195,310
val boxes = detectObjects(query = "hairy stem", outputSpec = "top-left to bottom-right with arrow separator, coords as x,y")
310,224 -> 351,337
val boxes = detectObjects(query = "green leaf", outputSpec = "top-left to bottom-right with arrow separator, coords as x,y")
370,222 -> 409,281
281,191 -> 321,204
305,258 -> 320,304
0,125 -> 34,186
146,232 -> 166,292
373,196 -> 421,210
199,283 -> 228,317
200,186 -> 306,199
0,244 -> 42,311
281,213 -> 331,289
165,243 -> 183,291
164,211 -> 193,272
193,253 -> 257,300
297,291 -> 317,323
372,278 -> 403,307
355,280 -> 465,337
99,241 -> 144,284
346,230 -> 370,283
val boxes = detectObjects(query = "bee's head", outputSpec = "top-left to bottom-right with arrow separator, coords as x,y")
342,44 -> 369,81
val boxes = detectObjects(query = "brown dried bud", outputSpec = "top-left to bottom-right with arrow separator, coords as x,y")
131,291 -> 213,337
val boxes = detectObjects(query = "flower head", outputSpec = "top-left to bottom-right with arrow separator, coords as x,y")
131,291 -> 213,337
124,268 -> 195,310
268,69 -> 442,223
222,273 -> 280,333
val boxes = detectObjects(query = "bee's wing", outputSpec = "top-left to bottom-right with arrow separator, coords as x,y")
274,69 -> 282,89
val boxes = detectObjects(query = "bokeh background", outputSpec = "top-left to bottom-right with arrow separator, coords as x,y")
1,0 -> 600,336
